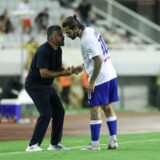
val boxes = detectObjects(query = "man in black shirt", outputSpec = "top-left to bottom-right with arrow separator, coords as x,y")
25,25 -> 78,152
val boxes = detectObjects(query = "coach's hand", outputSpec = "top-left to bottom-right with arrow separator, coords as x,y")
63,66 -> 74,76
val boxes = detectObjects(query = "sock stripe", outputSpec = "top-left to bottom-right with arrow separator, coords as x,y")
106,116 -> 117,122
90,120 -> 102,125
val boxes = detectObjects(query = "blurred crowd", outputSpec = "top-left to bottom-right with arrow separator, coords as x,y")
0,0 -> 50,35
0,0 -> 142,47
0,0 -> 92,34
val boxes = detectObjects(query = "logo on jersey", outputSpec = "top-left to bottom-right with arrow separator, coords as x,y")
87,49 -> 92,53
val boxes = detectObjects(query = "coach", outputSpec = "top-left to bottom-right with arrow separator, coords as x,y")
25,25 -> 76,152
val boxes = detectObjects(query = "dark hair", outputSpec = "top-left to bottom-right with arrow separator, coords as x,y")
62,15 -> 84,29
47,25 -> 61,40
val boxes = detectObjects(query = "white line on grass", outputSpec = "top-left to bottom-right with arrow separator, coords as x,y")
0,138 -> 160,156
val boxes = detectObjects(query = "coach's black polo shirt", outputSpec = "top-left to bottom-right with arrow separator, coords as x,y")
25,42 -> 62,86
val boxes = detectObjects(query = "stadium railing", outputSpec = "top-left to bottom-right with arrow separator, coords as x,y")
92,0 -> 160,45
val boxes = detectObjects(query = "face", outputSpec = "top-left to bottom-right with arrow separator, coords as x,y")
52,30 -> 65,46
63,27 -> 78,40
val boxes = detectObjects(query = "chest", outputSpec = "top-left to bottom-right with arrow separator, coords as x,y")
49,52 -> 61,70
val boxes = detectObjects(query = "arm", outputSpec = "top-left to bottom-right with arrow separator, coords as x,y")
40,68 -> 73,78
88,55 -> 103,92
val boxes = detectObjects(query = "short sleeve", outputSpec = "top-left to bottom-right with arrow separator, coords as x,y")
84,35 -> 100,60
36,49 -> 50,69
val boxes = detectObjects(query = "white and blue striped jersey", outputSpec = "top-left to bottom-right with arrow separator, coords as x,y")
80,27 -> 117,86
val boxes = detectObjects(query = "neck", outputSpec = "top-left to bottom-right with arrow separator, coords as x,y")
48,41 -> 58,50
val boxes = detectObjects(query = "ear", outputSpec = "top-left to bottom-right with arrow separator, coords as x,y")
74,26 -> 79,32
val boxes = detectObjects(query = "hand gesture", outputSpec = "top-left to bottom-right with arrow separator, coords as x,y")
73,66 -> 83,75
63,66 -> 74,76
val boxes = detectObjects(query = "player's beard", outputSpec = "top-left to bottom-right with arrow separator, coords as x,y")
70,32 -> 78,40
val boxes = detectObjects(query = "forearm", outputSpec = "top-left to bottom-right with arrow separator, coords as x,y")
40,69 -> 66,78
89,56 -> 102,84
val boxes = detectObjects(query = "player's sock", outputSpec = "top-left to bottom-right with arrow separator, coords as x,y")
106,116 -> 117,139
90,120 -> 102,145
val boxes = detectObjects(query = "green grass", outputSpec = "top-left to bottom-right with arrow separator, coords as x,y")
0,132 -> 160,160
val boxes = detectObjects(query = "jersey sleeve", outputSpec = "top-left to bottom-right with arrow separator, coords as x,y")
84,35 -> 100,60
36,49 -> 50,69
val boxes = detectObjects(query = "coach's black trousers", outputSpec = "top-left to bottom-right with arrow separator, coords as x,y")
25,85 -> 65,146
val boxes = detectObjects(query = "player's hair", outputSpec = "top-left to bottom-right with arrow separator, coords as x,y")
47,25 -> 61,40
62,15 -> 84,29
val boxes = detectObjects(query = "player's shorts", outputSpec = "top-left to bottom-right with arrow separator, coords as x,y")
87,78 -> 119,107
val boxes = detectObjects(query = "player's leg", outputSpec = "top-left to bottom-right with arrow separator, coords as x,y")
90,106 -> 102,146
101,78 -> 119,149
99,78 -> 119,148
81,82 -> 106,150
101,103 -> 118,149
81,106 -> 102,150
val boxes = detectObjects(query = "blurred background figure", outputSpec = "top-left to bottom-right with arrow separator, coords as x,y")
76,0 -> 92,26
59,0 -> 69,8
18,0 -> 32,34
59,0 -> 75,8
0,21 -> 5,49
35,7 -> 49,33
59,14 -> 65,26
24,37 -> 39,72
58,75 -> 71,109
1,76 -> 23,99
0,9 -> 14,34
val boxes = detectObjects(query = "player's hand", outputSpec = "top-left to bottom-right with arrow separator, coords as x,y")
87,82 -> 95,93
73,66 -> 83,75
66,66 -> 74,71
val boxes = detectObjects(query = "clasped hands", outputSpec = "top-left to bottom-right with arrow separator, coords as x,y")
63,65 -> 83,76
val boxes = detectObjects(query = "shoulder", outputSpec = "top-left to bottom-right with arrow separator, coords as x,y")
36,43 -> 49,55
41,42 -> 51,51
83,27 -> 96,40
81,27 -> 97,44
85,27 -> 95,35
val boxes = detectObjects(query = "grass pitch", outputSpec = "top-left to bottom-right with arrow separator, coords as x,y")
0,132 -> 160,160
